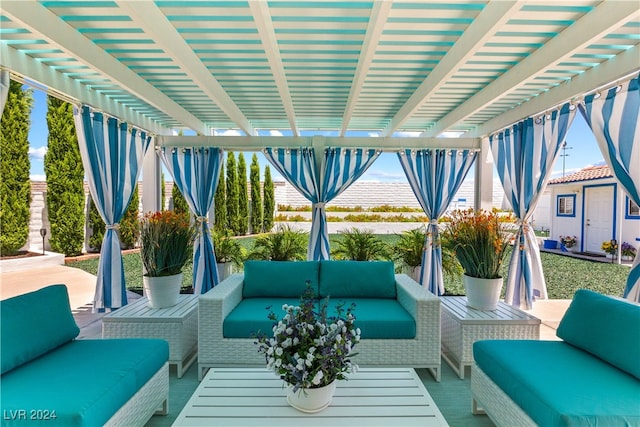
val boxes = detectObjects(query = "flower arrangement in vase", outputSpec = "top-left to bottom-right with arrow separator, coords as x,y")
560,235 -> 577,251
441,209 -> 509,310
139,210 -> 196,308
601,240 -> 619,256
621,242 -> 637,260
255,283 -> 360,413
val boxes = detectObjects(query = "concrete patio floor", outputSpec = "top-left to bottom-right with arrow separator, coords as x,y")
1,264 -> 569,340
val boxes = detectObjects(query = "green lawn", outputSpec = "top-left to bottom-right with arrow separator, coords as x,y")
67,235 -> 631,299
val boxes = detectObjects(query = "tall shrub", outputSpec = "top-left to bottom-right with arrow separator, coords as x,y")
249,153 -> 262,234
172,181 -> 189,215
226,152 -> 239,234
88,195 -> 105,252
161,172 -> 166,210
44,96 -> 84,256
214,163 -> 226,233
0,81 -> 32,256
237,152 -> 248,235
263,165 -> 275,233
119,185 -> 140,249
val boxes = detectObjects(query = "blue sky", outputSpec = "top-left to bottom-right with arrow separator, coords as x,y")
27,89 -> 602,182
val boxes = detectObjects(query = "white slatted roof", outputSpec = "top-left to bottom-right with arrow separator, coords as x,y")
1,0 -> 639,139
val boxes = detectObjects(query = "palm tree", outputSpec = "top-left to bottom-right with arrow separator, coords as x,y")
248,224 -> 308,261
331,227 -> 389,261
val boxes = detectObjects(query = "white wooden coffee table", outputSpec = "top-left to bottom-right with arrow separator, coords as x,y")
102,294 -> 198,378
173,367 -> 448,426
440,296 -> 540,379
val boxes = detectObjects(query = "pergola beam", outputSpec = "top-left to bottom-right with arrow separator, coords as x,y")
116,1 -> 256,136
1,0 -> 208,135
382,1 -> 520,137
424,0 -> 640,137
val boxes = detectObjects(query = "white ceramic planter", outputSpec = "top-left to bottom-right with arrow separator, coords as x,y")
463,274 -> 503,311
286,380 -> 337,413
216,262 -> 233,282
143,273 -> 183,309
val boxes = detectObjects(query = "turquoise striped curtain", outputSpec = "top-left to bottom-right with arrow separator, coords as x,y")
580,75 -> 640,302
264,147 -> 379,260
74,106 -> 151,312
398,149 -> 477,295
160,147 -> 223,294
490,103 -> 575,310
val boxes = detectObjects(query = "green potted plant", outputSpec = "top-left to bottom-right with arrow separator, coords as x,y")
441,209 -> 509,310
212,229 -> 245,281
139,210 -> 196,308
248,224 -> 308,261
331,227 -> 389,261
560,235 -> 577,252
393,226 -> 462,282
621,242 -> 637,261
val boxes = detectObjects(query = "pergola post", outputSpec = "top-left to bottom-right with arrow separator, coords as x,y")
142,142 -> 162,213
475,136 -> 494,211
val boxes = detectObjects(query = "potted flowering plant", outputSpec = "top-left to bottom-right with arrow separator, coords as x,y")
441,209 -> 509,310
621,242 -> 637,260
601,240 -> 618,256
560,235 -> 577,250
140,210 -> 196,308
255,283 -> 360,413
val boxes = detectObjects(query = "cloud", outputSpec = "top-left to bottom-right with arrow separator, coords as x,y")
360,169 -> 406,182
29,146 -> 47,161
269,130 -> 283,137
30,174 -> 46,181
214,129 -> 242,136
392,131 -> 422,138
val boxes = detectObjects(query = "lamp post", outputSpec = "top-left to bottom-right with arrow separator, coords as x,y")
560,141 -> 573,178
39,228 -> 47,255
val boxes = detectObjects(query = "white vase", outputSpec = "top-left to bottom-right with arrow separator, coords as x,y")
463,274 -> 503,311
286,380 -> 337,413
217,262 -> 233,282
143,273 -> 183,309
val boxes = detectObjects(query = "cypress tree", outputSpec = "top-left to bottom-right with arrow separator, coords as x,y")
249,153 -> 263,234
214,163 -> 226,233
172,182 -> 189,215
44,96 -> 84,256
118,184 -> 140,249
0,81 -> 33,256
161,172 -> 166,210
88,194 -> 105,252
226,152 -> 239,234
237,152 -> 248,235
263,165 -> 275,233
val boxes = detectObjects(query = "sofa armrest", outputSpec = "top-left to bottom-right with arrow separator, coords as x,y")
395,273 -> 441,345
199,273 -> 244,320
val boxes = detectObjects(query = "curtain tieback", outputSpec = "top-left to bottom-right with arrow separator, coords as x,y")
313,202 -> 326,209
106,223 -> 120,230
429,219 -> 439,226
196,216 -> 208,224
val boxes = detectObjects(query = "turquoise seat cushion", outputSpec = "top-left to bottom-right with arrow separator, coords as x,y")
474,340 -> 640,427
0,338 -> 168,427
556,289 -> 640,380
243,261 -> 319,298
1,284 -> 80,374
224,298 -> 302,338
324,298 -> 415,339
319,261 -> 396,298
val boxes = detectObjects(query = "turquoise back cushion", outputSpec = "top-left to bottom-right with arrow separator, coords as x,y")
1,285 -> 80,374
242,261 -> 319,298
319,261 -> 396,298
557,289 -> 640,380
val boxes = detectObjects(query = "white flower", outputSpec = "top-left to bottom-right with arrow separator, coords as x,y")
286,327 -> 293,335
275,347 -> 283,356
311,371 -> 324,385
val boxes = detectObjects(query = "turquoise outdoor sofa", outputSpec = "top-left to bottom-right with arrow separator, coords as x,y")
1,285 -> 170,427
198,260 -> 441,381
471,289 -> 640,426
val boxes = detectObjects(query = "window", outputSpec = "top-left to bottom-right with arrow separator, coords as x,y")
556,194 -> 576,217
627,197 -> 640,219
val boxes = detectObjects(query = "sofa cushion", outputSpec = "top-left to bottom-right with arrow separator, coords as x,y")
224,298 -> 302,338
1,285 -> 80,375
0,338 -> 168,427
474,340 -> 640,427
324,298 -> 415,339
243,261 -> 319,298
556,289 -> 640,380
319,261 -> 396,298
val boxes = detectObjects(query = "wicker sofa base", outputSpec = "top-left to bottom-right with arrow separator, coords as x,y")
470,363 -> 535,427
198,272 -> 441,382
105,362 -> 169,426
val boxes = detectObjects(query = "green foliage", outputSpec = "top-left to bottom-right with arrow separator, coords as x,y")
0,81 -> 32,256
249,153 -> 262,234
139,210 -> 196,277
212,229 -> 245,265
394,227 -> 462,278
263,165 -> 275,232
226,152 -> 239,234
248,224 -> 308,261
43,96 -> 84,256
331,227 -> 390,261
118,185 -> 140,249
237,152 -> 248,235
214,164 -> 226,233
161,172 -> 166,210
87,195 -> 105,252
171,182 -> 190,215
